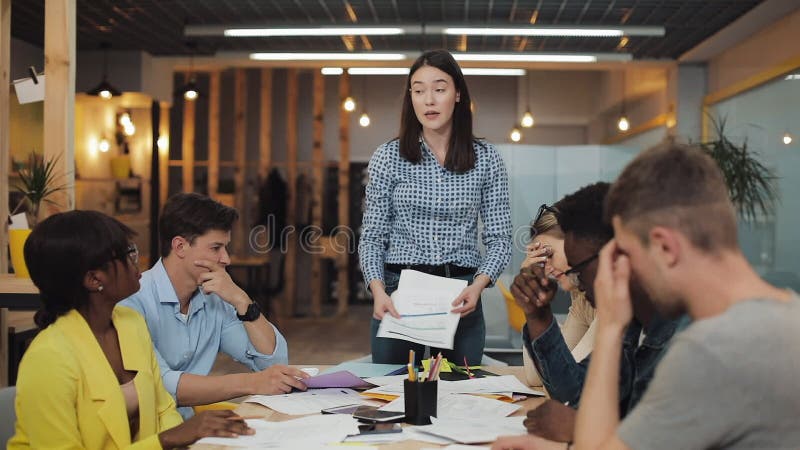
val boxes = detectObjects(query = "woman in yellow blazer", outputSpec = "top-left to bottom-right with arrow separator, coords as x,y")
9,211 -> 253,449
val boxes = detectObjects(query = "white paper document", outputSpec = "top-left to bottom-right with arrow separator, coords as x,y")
377,270 -> 467,349
363,375 -> 544,399
414,416 -> 527,444
380,393 -> 521,418
245,388 -> 365,415
447,375 -> 546,397
195,415 -> 361,447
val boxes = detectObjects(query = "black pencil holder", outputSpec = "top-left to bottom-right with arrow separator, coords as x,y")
403,379 -> 438,425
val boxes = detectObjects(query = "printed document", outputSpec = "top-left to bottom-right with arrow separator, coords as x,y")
414,416 -> 526,444
195,415 -> 361,447
377,270 -> 467,349
245,388 -> 365,415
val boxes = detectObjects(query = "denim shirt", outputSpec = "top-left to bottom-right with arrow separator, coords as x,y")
523,313 -> 689,416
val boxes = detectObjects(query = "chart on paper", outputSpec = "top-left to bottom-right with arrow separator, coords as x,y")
377,278 -> 464,348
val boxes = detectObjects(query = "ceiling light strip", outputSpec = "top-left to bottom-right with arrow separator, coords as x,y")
446,27 -> 622,37
321,67 -> 525,76
441,25 -> 663,37
225,27 -> 405,37
452,52 -> 632,63
189,24 -> 662,38
250,53 -> 407,61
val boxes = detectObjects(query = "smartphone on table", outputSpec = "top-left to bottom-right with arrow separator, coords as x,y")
358,423 -> 402,434
352,405 -> 405,423
320,404 -> 362,415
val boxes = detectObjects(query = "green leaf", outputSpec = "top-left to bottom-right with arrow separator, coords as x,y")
700,114 -> 779,222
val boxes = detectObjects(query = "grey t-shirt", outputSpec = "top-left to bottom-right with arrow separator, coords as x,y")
619,296 -> 800,449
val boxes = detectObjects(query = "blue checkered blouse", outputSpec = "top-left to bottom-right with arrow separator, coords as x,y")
359,138 -> 512,286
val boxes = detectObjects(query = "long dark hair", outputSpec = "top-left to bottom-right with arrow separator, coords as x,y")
24,210 -> 136,328
399,49 -> 476,173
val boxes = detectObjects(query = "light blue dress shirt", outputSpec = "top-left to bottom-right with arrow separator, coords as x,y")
121,260 -> 288,417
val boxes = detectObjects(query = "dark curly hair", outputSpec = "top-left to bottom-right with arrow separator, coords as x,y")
24,210 -> 136,328
556,182 -> 613,247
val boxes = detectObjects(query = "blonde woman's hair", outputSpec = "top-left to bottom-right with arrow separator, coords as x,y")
530,207 -> 564,240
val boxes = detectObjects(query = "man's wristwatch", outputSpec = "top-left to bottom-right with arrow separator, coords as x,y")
236,302 -> 262,322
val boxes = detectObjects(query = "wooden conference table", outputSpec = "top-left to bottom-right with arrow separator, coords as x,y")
193,365 -> 546,450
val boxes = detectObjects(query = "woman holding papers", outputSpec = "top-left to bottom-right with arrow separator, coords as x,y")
359,49 -> 512,365
9,211 -> 252,449
520,204 -> 596,387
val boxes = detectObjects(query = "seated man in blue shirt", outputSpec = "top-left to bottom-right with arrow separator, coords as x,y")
122,193 -> 308,418
510,182 -> 687,443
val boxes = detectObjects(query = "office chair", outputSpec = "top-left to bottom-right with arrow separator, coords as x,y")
0,386 -> 17,446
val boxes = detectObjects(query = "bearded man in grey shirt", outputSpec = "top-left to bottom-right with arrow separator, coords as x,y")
493,143 -> 800,450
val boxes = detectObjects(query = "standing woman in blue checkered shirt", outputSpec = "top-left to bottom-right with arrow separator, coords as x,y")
358,50 -> 512,365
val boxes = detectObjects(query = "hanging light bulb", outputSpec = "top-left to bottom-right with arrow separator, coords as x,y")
157,136 -> 169,151
123,123 -> 136,136
521,110 -> 534,128
118,112 -> 132,127
784,132 -> 793,145
99,138 -> 111,153
521,73 -> 534,128
180,42 -> 201,101
183,78 -> 199,101
87,42 -> 122,99
618,70 -> 630,132
343,96 -> 356,112
359,112 -> 371,127
510,126 -> 522,142
618,115 -> 630,132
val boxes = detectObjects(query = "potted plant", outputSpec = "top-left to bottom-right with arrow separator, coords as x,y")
700,116 -> 779,223
8,152 -> 67,277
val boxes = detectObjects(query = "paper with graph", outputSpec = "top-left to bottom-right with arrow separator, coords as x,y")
377,270 -> 467,349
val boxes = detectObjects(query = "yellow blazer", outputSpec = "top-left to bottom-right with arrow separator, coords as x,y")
9,307 -> 183,449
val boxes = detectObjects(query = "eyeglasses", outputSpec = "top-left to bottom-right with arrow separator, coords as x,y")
530,203 -> 559,238
564,252 -> 599,287
126,244 -> 139,266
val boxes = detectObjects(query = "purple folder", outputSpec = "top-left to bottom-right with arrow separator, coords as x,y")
303,370 -> 375,389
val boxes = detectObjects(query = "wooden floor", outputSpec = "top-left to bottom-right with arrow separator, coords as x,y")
211,303 -> 374,374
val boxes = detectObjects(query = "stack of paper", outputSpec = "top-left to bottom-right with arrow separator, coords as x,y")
414,416 -> 527,444
195,415 -> 361,447
361,375 -> 545,401
377,270 -> 467,349
246,388 -> 366,415
379,393 -> 521,418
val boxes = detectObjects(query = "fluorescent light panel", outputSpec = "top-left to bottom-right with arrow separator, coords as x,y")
225,27 -> 405,37
347,67 -> 409,75
321,67 -> 525,76
452,52 -> 632,63
785,74 -> 800,80
453,53 -> 596,63
250,52 -> 407,61
441,25 -> 663,37
321,67 -> 344,75
462,68 -> 525,76
446,27 -> 622,37
189,24 -> 662,38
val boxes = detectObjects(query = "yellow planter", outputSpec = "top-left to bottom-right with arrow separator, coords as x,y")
110,155 -> 131,179
9,228 -> 32,278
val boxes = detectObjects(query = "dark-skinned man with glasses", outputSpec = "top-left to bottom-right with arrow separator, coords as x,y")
508,182 -> 688,445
